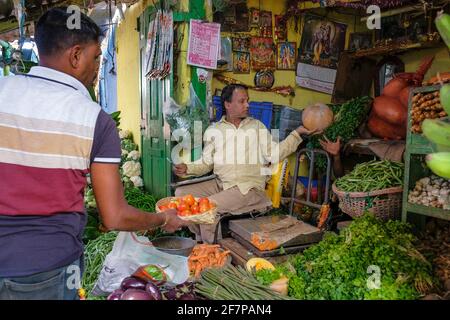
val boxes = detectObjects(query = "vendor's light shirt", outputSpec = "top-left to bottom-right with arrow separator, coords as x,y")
186,117 -> 302,194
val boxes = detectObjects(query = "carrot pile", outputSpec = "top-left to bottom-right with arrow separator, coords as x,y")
188,244 -> 231,278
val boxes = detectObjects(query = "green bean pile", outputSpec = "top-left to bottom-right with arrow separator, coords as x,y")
195,265 -> 293,300
335,160 -> 404,192
124,187 -> 157,212
82,231 -> 118,298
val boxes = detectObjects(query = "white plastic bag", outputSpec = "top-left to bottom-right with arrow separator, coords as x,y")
91,232 -> 189,296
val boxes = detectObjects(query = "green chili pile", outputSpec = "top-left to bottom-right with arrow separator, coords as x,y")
124,187 -> 157,212
335,160 -> 404,192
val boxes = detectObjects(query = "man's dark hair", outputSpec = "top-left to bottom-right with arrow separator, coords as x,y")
220,84 -> 248,113
35,7 -> 102,56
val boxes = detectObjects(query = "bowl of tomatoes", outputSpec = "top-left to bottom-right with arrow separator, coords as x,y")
156,194 -> 218,224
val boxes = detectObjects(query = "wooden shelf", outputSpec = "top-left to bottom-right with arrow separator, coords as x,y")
402,85 -> 449,225
405,203 -> 450,221
405,145 -> 435,155
347,41 -> 444,58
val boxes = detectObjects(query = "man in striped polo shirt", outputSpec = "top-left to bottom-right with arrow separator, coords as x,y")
0,7 -> 187,300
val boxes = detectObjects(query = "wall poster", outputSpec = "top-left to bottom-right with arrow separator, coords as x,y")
250,37 -> 275,70
187,19 -> 221,69
296,14 -> 347,94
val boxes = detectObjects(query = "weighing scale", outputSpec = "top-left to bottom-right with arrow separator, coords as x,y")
221,149 -> 332,261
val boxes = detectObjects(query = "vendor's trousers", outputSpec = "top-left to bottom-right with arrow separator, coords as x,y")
0,258 -> 82,300
175,179 -> 272,243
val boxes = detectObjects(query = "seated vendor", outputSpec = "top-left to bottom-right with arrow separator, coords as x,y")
172,84 -> 315,243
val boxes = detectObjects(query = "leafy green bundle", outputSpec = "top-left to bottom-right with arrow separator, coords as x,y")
257,214 -> 436,300
307,96 -> 372,171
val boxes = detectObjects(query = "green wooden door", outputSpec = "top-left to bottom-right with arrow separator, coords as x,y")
139,7 -> 172,199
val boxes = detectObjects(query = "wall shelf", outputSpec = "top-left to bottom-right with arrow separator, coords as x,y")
347,40 -> 444,58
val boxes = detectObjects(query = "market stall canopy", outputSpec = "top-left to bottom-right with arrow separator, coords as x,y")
0,0 -> 133,34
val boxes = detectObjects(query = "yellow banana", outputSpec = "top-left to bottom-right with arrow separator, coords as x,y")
426,152 -> 450,179
435,11 -> 450,49
441,84 -> 450,116
421,118 -> 450,147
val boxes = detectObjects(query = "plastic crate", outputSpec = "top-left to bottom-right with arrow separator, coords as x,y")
212,96 -> 223,121
249,102 -> 273,129
212,97 -> 273,129
271,105 -> 283,130
280,106 -> 302,121
279,118 -> 301,140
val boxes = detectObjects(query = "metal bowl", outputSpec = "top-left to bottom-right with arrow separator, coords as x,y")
151,236 -> 196,257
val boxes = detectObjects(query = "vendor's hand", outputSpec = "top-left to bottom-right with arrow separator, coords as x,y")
173,163 -> 187,176
319,136 -> 341,156
160,209 -> 189,233
295,126 -> 322,136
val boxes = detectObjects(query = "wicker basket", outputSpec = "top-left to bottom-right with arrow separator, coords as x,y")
332,183 -> 403,221
156,197 -> 218,224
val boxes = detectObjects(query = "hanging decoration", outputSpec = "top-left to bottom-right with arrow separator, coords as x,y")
249,7 -> 260,28
254,70 -> 275,89
214,74 -> 295,97
144,8 -> 173,80
274,15 -> 288,42
259,10 -> 273,38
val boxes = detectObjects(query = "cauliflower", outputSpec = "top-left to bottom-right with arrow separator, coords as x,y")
127,150 -> 141,161
130,176 -> 144,188
121,149 -> 129,157
119,129 -> 132,140
122,161 -> 141,178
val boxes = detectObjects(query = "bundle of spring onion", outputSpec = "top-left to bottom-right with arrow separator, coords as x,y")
195,265 -> 293,300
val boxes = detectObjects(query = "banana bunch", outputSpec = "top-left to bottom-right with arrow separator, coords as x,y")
422,117 -> 450,179
422,13 -> 450,179
435,11 -> 450,50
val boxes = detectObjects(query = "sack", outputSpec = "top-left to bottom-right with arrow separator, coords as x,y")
91,232 -> 189,296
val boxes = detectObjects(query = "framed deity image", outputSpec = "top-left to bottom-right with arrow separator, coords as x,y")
277,42 -> 296,70
233,51 -> 250,73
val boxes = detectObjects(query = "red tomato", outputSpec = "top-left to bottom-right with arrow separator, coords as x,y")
182,194 -> 195,206
198,197 -> 210,206
168,203 -> 178,209
180,209 -> 192,216
177,203 -> 189,212
159,205 -> 168,211
199,203 -> 210,213
191,204 -> 200,214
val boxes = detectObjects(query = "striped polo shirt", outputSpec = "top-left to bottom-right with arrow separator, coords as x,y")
0,66 -> 121,277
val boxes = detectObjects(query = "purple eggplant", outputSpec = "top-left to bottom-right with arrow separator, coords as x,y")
120,288 -> 154,300
179,293 -> 196,300
120,276 -> 147,291
163,288 -> 178,300
145,282 -> 162,300
107,289 -> 124,301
